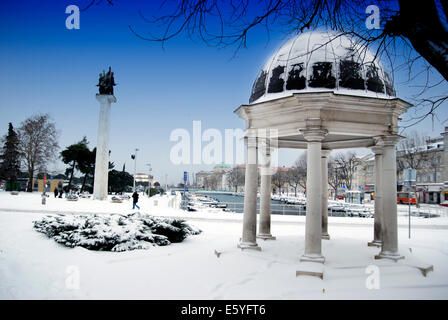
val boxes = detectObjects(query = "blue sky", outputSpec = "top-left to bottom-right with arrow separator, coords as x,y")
1,0 -> 447,184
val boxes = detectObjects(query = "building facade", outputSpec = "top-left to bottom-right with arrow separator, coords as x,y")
195,164 -> 233,191
354,126 -> 448,204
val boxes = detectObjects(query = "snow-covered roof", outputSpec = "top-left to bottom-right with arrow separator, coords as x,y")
249,31 -> 396,104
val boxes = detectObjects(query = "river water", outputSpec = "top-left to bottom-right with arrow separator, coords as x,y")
191,191 -> 306,216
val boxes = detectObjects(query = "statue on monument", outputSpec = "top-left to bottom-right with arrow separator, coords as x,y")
97,67 -> 116,95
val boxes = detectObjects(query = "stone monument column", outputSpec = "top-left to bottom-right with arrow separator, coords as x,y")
321,149 -> 331,240
239,132 -> 261,250
258,138 -> 275,240
93,94 -> 116,200
368,145 -> 383,247
375,135 -> 404,261
300,128 -> 327,263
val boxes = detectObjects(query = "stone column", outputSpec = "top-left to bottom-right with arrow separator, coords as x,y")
93,94 -> 116,200
300,129 -> 327,263
321,150 -> 331,240
238,133 -> 261,250
375,136 -> 404,261
368,146 -> 383,247
258,139 -> 275,240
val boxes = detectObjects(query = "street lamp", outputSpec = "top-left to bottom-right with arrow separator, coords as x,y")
131,148 -> 139,192
146,163 -> 152,197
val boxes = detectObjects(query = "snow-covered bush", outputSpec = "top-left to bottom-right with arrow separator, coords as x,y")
33,213 -> 201,252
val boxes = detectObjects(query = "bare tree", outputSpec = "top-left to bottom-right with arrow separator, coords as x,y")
332,152 -> 361,191
227,166 -> 245,192
272,167 -> 288,194
419,136 -> 444,183
395,131 -> 431,206
17,114 -> 59,192
286,152 -> 307,197
328,159 -> 344,200
396,130 -> 427,172
396,130 -> 444,182
123,0 -> 447,126
204,174 -> 219,190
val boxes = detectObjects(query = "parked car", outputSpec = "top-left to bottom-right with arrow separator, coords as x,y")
440,200 -> 448,207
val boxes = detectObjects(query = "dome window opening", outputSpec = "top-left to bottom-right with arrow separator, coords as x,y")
366,64 -> 385,93
339,60 -> 365,90
308,62 -> 336,89
286,63 -> 306,90
383,71 -> 396,96
267,65 -> 286,93
249,70 -> 268,103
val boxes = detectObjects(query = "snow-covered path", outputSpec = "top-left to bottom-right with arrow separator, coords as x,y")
1,192 -> 448,299
1,192 -> 448,228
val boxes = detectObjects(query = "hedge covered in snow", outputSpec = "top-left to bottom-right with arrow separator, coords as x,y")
33,213 -> 201,252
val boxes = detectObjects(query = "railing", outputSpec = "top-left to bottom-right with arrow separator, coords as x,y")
397,203 -> 448,218
181,200 -> 360,217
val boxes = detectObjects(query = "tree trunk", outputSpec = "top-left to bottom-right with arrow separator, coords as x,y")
81,171 -> 88,193
68,161 -> 75,190
27,164 -> 34,192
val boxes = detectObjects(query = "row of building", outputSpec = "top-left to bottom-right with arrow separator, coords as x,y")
195,127 -> 448,204
354,127 -> 448,204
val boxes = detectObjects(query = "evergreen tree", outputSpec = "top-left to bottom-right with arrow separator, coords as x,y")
77,145 -> 96,193
60,137 -> 90,191
0,123 -> 21,191
108,169 -> 133,193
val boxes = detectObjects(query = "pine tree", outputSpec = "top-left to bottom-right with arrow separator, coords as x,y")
0,123 -> 21,191
77,142 -> 96,193
60,137 -> 90,191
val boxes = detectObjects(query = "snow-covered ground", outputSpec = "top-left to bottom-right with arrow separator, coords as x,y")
1,191 -> 448,299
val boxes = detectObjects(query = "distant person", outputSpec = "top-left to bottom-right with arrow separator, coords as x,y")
54,188 -> 58,198
132,191 -> 140,210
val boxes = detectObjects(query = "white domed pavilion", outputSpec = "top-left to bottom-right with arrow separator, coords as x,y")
249,31 -> 395,104
234,31 -> 412,276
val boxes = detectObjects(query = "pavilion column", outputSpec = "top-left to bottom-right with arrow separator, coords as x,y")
321,150 -> 331,240
375,135 -> 404,261
238,133 -> 261,250
368,146 -> 383,247
300,128 -> 327,263
258,139 -> 276,240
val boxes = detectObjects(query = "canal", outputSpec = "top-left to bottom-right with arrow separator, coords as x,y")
190,191 -> 307,216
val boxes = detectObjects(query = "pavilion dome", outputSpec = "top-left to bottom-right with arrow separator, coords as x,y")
249,31 -> 396,104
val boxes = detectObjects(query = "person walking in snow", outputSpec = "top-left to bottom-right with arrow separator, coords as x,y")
132,191 -> 140,210
54,187 -> 58,198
